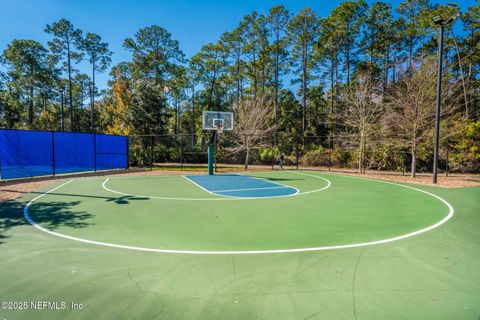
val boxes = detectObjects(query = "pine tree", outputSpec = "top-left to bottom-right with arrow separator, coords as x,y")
45,19 -> 83,130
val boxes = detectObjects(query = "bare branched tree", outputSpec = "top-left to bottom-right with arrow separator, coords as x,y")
341,74 -> 383,173
229,94 -> 275,170
385,60 -> 437,178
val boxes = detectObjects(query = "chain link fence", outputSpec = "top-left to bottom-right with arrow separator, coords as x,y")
127,133 -> 461,175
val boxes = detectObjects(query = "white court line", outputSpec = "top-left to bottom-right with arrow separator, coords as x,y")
241,174 -> 301,196
103,177 -> 244,201
181,175 -> 237,198
212,186 -> 289,193
287,171 -> 332,194
103,172 -> 328,201
181,175 -> 295,199
23,171 -> 454,255
183,174 -> 298,197
102,173 -> 329,200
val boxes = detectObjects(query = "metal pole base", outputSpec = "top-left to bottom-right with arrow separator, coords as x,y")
208,145 -> 214,175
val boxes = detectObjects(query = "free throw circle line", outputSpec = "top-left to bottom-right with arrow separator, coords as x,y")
23,173 -> 453,255
102,172 -> 329,201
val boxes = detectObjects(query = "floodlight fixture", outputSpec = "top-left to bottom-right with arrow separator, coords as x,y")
432,15 -> 444,25
445,12 -> 461,25
432,12 -> 461,26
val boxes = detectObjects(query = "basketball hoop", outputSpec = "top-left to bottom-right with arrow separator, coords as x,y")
215,125 -> 224,134
212,118 -> 225,134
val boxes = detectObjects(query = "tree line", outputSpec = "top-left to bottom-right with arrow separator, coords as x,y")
0,0 -> 479,174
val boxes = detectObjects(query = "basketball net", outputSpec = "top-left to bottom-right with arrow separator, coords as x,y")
215,125 -> 224,134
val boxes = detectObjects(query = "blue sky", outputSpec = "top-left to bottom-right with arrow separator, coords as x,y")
0,0 -> 475,90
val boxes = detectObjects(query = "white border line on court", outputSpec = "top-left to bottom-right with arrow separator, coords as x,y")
244,173 -> 302,193
23,171 -> 454,255
181,175 -> 235,198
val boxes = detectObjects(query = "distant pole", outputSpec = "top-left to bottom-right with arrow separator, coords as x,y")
295,141 -> 299,170
191,85 -> 195,134
433,24 -> 444,184
445,141 -> 449,177
150,135 -> 154,170
90,82 -> 94,133
432,12 -> 461,184
60,89 -> 65,132
191,85 -> 195,149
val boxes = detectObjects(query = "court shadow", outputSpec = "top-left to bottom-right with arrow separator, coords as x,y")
0,233 -> 7,245
2,189 -> 149,205
0,199 -> 93,245
249,176 -> 304,182
105,195 -> 149,205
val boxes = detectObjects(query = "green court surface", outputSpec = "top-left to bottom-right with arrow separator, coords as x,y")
0,170 -> 479,319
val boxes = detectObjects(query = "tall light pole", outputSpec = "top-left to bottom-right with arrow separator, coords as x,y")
89,82 -> 94,133
60,85 -> 65,132
432,12 -> 461,184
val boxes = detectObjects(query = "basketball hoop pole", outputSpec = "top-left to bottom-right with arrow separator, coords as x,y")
208,130 -> 217,175
203,110 -> 232,175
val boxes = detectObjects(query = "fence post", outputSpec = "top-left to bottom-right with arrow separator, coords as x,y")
150,135 -> 154,170
180,134 -> 183,171
93,133 -> 97,172
445,142 -> 449,177
328,149 -> 331,172
0,137 -> 2,179
328,135 -> 332,172
295,141 -> 299,170
52,131 -> 56,177
126,136 -> 130,169
271,139 -> 275,170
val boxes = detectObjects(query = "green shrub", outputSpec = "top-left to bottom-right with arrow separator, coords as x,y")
129,143 -> 148,166
301,146 -> 328,166
259,146 -> 279,165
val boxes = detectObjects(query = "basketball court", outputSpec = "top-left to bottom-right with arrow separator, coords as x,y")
1,169 -> 479,319
0,111 -> 479,319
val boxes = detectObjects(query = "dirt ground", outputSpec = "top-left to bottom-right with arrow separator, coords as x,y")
1,166 -> 479,203
327,170 -> 480,188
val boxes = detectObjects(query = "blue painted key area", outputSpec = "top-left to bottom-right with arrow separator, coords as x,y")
184,174 -> 298,198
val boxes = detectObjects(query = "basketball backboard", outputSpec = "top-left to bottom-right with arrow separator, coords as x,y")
202,111 -> 233,131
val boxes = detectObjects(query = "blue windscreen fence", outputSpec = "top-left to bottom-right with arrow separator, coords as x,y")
0,129 -> 129,180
